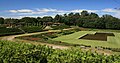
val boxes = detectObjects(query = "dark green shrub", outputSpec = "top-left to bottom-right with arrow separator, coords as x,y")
51,25 -> 70,30
0,27 -> 23,36
21,26 -> 43,33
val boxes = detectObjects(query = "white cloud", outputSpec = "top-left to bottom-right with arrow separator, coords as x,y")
8,8 -> 99,14
17,9 -> 33,13
114,12 -> 120,18
71,9 -> 98,13
18,15 -> 55,19
102,8 -> 118,13
9,9 -> 33,13
5,8 -> 100,18
102,8 -> 120,18
9,10 -> 18,13
6,8 -> 120,18
37,8 -> 57,12
36,8 -> 69,14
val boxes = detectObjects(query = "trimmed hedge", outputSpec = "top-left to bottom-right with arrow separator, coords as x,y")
51,25 -> 70,30
0,26 -> 44,36
21,26 -> 43,33
0,27 -> 23,36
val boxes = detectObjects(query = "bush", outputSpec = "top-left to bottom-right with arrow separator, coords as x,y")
0,27 -> 23,36
21,26 -> 43,33
51,25 -> 70,30
1,40 -> 120,63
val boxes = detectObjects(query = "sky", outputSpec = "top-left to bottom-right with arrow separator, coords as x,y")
0,0 -> 120,18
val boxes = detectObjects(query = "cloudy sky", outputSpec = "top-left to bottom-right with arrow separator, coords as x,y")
0,0 -> 120,18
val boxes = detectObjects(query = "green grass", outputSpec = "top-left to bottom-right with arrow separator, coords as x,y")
52,31 -> 120,48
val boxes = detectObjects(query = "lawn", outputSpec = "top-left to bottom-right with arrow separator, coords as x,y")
52,31 -> 120,48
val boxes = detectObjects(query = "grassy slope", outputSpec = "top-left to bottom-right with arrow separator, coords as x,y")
52,31 -> 120,48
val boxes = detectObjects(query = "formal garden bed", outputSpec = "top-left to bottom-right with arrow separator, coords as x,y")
79,32 -> 115,41
15,29 -> 91,47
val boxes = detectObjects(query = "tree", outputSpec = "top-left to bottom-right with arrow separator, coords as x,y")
67,13 -> 75,25
20,17 -> 38,23
89,13 -> 99,18
76,18 -> 83,27
81,10 -> 89,17
74,13 -> 80,25
62,14 -> 69,25
101,14 -> 120,29
37,17 -> 42,22
4,18 -> 12,24
41,16 -> 53,22
95,18 -> 105,29
54,14 -> 63,23
0,17 -> 4,24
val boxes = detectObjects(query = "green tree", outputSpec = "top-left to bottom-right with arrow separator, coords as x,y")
89,13 -> 99,18
54,14 -> 63,23
42,16 -> 53,22
81,10 -> 89,17
20,17 -> 38,23
0,17 -> 4,24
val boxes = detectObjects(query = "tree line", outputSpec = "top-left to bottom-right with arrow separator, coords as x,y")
0,10 -> 120,29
